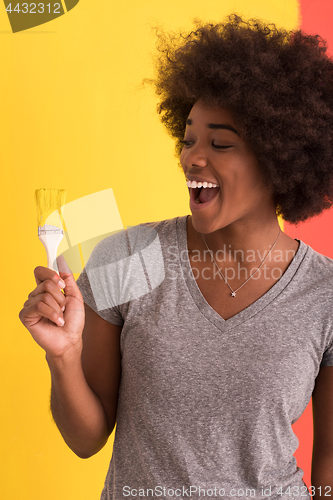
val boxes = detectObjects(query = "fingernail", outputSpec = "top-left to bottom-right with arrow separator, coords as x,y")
58,317 -> 65,326
58,280 -> 66,289
61,306 -> 66,312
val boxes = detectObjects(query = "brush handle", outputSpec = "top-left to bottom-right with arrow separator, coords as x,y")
38,232 -> 64,274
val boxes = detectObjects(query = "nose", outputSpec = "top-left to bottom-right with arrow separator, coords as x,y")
182,145 -> 208,169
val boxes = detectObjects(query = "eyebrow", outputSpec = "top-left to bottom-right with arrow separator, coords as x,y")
186,118 -> 240,136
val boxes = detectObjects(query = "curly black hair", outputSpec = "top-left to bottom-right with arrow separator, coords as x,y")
148,14 -> 333,225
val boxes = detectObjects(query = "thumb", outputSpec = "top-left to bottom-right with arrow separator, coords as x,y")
57,254 -> 72,274
56,255 -> 81,298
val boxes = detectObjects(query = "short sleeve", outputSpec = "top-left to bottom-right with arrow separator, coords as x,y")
320,339 -> 333,367
76,266 -> 124,326
76,223 -> 165,326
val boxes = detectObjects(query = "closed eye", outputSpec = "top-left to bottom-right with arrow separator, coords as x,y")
180,140 -> 193,147
180,140 -> 232,150
212,144 -> 232,150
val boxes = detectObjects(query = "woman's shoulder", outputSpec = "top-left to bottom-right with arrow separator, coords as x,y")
298,240 -> 333,290
138,215 -> 185,232
86,216 -> 185,266
303,242 -> 333,271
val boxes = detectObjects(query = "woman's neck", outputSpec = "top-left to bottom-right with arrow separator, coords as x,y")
186,215 -> 297,268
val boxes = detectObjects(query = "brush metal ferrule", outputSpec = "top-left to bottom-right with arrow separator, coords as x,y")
38,224 -> 64,236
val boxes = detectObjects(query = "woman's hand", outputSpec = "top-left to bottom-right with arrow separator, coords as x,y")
19,262 -> 85,360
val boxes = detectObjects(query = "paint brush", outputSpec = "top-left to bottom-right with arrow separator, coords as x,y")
35,188 -> 66,274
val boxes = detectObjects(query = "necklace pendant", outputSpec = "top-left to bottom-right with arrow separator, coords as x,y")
201,228 -> 281,302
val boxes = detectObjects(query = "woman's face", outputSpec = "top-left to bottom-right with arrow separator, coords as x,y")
180,100 -> 276,234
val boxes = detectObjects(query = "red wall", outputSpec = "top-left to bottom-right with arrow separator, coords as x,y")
288,0 -> 333,489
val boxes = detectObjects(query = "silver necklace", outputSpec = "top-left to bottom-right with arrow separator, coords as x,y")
201,227 -> 282,297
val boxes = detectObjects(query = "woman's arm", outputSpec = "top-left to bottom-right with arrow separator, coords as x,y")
19,265 -> 122,459
311,366 -> 333,499
48,303 -> 122,459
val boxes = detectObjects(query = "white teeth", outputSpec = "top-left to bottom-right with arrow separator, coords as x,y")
186,180 -> 219,188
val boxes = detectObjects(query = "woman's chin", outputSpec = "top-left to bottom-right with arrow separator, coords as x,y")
189,213 -> 219,235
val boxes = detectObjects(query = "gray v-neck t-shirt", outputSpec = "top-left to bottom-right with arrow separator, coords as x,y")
76,215 -> 333,500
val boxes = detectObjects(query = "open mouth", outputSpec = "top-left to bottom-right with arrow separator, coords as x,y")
186,181 -> 220,205
191,187 -> 220,205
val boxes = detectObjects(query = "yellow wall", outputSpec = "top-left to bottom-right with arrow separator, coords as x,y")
1,1 -> 299,498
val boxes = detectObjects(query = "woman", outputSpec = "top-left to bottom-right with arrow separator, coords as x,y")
19,15 -> 333,500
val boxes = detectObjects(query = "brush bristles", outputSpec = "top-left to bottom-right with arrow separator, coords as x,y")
35,188 -> 66,228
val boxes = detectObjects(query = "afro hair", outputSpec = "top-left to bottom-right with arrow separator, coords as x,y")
148,14 -> 333,225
